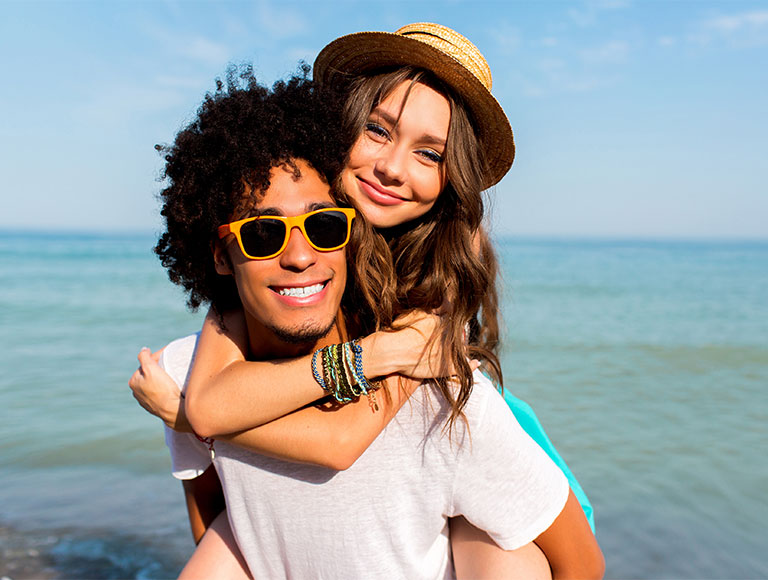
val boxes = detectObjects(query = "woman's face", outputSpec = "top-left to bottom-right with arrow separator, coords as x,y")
340,80 -> 451,229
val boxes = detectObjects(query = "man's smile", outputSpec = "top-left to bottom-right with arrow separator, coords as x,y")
272,282 -> 327,298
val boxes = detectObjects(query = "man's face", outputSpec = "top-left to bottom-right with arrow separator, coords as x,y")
216,160 -> 347,355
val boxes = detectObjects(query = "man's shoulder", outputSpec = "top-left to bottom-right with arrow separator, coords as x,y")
401,371 -> 510,450
463,369 -> 508,422
449,370 -> 531,450
158,332 -> 200,391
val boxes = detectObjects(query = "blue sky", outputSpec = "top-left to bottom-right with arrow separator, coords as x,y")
1,0 -> 766,239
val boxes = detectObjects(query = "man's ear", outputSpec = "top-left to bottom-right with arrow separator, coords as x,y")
212,240 -> 233,275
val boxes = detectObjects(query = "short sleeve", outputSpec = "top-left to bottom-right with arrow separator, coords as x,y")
164,426 -> 212,480
158,334 -> 213,480
450,373 -> 569,550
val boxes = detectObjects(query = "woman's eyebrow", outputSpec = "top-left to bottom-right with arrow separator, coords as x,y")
370,107 -> 446,147
418,134 -> 447,147
370,108 -> 399,126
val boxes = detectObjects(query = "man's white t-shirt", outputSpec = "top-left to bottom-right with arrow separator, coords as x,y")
162,333 -> 568,579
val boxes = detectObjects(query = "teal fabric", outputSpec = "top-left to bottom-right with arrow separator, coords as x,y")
503,389 -> 595,533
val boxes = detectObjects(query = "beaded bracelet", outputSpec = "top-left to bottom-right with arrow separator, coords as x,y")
332,343 -> 356,401
323,347 -> 348,403
349,339 -> 374,394
343,341 -> 379,411
342,342 -> 365,395
311,349 -> 327,392
311,339 -> 380,406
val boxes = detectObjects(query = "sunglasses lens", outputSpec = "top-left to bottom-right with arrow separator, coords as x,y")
304,211 -> 349,249
239,218 -> 287,258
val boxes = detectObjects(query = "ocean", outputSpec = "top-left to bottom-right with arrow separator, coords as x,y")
1,231 -> 766,579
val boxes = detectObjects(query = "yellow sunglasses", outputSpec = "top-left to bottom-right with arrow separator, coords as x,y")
218,207 -> 356,260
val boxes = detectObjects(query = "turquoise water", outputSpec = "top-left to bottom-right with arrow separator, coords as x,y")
1,231 -> 766,578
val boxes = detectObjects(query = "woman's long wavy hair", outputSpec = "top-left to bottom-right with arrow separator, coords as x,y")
338,67 -> 504,429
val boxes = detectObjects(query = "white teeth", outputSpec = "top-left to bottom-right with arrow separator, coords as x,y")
278,283 -> 324,298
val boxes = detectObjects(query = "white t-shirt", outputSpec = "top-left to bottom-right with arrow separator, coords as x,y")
162,333 -> 568,580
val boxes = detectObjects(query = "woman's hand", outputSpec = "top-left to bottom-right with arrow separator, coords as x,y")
361,311 -> 477,379
129,347 -> 191,432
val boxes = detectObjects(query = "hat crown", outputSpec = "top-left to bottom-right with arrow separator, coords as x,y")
394,22 -> 493,91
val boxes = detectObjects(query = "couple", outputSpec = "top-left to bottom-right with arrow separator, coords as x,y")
130,23 -> 604,578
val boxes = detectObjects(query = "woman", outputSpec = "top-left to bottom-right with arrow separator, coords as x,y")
132,23 -> 602,578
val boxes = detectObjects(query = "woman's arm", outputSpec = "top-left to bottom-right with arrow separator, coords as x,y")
183,308 -> 319,437
185,308 -> 447,438
130,360 -> 420,470
128,315 -> 432,469
220,375 -> 421,470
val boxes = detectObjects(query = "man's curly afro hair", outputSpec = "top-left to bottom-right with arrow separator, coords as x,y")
154,64 -> 352,313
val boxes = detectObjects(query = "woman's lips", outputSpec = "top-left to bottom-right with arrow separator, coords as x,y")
357,178 -> 406,206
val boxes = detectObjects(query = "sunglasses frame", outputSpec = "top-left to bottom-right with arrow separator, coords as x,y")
218,207 -> 356,260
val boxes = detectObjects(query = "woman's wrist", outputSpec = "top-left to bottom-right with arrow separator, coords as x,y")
358,332 -> 399,378
164,392 -> 193,432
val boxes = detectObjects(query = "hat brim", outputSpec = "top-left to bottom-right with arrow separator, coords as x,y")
314,31 -> 514,189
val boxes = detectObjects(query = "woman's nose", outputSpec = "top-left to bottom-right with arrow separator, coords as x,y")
374,144 -> 407,184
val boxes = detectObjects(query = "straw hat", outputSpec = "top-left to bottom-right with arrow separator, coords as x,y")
314,22 -> 514,189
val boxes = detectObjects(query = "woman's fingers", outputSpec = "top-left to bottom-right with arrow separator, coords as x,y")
137,346 -> 161,371
129,346 -> 181,425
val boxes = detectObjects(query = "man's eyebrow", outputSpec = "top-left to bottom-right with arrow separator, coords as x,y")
249,206 -> 284,217
246,202 -> 337,217
308,201 -> 338,212
370,108 -> 446,148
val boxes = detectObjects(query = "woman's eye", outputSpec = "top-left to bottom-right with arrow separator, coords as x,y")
418,149 -> 443,164
365,122 -> 390,140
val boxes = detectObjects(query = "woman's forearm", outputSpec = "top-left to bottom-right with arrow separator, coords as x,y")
219,376 -> 420,470
183,309 -> 324,437
184,309 -> 442,438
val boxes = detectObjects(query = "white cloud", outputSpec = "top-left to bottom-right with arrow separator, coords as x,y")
702,10 -> 768,34
521,60 -> 616,97
256,0 -> 308,39
490,23 -> 522,52
137,17 -> 234,67
74,84 -> 188,126
155,74 -> 208,90
538,57 -> 566,72
657,36 -> 677,48
176,36 -> 230,66
580,40 -> 629,65
496,3 -> 634,98
568,7 -> 596,28
592,0 -> 631,9
568,0 -> 632,27
691,9 -> 768,47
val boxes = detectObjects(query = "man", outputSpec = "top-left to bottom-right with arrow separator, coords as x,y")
147,70 -> 583,578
